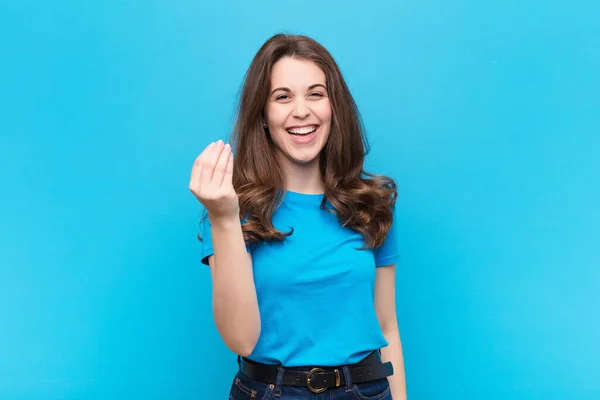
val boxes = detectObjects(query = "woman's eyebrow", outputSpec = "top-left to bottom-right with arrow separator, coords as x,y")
307,84 -> 327,91
270,87 -> 291,96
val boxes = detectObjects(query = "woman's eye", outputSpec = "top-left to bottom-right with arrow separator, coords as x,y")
276,95 -> 289,100
310,92 -> 323,97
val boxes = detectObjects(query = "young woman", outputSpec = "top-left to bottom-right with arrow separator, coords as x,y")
189,33 -> 407,399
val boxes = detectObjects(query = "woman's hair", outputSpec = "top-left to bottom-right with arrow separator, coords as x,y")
207,33 -> 397,250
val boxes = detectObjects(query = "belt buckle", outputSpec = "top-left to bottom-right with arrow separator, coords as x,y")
306,368 -> 327,393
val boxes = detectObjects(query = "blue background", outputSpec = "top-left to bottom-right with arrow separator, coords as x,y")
1,1 -> 599,399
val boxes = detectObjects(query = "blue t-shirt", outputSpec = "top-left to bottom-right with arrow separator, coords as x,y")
200,190 -> 400,367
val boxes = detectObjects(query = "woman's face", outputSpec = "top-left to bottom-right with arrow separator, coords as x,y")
264,57 -> 332,169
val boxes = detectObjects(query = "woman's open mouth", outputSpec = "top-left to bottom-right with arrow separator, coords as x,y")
286,125 -> 319,144
286,125 -> 318,136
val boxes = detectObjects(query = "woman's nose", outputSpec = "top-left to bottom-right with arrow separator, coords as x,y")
292,99 -> 310,119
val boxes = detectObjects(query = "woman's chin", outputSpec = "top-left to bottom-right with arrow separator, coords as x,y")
274,146 -> 324,168
286,153 -> 321,167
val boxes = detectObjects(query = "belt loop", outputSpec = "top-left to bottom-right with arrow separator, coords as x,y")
341,366 -> 353,392
273,365 -> 285,398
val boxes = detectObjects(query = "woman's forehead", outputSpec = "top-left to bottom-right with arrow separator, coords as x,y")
270,57 -> 326,89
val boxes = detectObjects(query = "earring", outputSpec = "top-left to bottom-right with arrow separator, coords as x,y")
263,122 -> 268,128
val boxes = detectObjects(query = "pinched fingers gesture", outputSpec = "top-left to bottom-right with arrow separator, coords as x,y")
189,140 -> 239,219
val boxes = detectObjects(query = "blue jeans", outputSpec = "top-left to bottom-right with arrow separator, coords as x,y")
228,364 -> 392,400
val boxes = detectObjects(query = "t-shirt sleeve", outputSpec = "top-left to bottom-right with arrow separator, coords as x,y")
374,215 -> 401,267
199,210 -> 253,266
199,211 -> 214,266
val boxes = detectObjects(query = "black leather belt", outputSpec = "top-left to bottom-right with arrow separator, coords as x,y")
238,351 -> 394,394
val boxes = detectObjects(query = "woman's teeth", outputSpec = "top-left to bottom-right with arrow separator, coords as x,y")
287,126 -> 317,135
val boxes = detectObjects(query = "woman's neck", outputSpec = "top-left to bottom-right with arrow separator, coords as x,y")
278,157 -> 324,194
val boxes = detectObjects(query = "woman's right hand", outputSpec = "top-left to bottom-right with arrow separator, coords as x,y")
189,140 -> 239,220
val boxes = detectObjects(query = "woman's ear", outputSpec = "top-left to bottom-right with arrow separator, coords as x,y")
261,111 -> 268,129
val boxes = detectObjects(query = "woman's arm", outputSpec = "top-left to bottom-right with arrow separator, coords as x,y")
207,217 -> 261,357
190,141 -> 261,356
375,265 -> 407,400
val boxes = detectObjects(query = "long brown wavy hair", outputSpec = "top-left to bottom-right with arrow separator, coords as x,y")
206,33 -> 397,250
